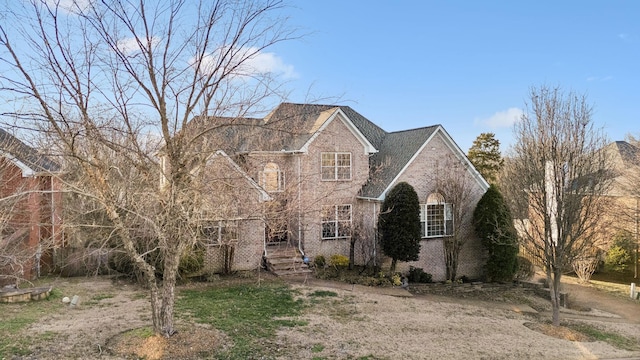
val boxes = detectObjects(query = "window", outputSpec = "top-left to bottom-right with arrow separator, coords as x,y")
259,162 -> 285,192
321,152 -> 351,180
201,220 -> 238,246
321,204 -> 352,239
420,193 -> 453,238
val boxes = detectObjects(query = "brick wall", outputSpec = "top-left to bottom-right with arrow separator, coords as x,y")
299,113 -> 370,260
362,131 -> 487,281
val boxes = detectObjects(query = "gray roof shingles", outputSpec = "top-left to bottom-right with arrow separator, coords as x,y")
359,126 -> 438,198
264,103 -> 440,199
191,103 -> 442,199
0,129 -> 60,173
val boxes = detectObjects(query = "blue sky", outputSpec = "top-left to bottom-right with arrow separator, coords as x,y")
269,1 -> 640,152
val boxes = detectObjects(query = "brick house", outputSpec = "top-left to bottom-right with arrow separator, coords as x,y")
0,129 -> 63,283
589,141 -> 639,255
193,103 -> 489,281
518,141 -> 640,270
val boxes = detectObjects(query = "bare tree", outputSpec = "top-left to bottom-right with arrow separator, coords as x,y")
432,155 -> 481,282
501,86 -> 612,326
0,0 -> 295,336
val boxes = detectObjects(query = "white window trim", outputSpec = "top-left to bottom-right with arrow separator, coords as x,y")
259,163 -> 285,192
321,204 -> 352,240
420,202 -> 453,238
202,220 -> 239,246
321,152 -> 352,181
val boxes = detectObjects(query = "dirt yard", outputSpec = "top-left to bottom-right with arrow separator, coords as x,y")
8,274 -> 640,359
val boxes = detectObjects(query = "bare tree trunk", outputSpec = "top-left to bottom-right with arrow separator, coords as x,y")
349,238 -> 356,270
390,258 -> 397,274
501,86 -> 612,327
160,249 -> 181,336
549,266 -> 562,326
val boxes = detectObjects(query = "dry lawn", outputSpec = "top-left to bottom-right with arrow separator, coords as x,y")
6,275 -> 640,359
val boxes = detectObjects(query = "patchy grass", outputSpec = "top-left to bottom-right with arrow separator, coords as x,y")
309,290 -> 338,298
83,293 -> 116,306
176,281 -> 307,359
567,323 -> 640,351
0,287 -> 63,358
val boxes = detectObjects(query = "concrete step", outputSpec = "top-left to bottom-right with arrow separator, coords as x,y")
272,268 -> 313,277
269,261 -> 309,271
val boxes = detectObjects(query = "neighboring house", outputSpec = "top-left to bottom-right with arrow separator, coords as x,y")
598,141 -> 640,249
0,129 -> 63,284
518,141 -> 640,266
191,103 -> 489,281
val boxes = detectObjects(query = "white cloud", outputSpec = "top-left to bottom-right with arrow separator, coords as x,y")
196,46 -> 297,80
116,37 -> 160,55
42,0 -> 91,14
245,51 -> 297,79
477,108 -> 523,128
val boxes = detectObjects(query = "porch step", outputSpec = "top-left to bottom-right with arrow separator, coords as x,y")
264,248 -> 312,277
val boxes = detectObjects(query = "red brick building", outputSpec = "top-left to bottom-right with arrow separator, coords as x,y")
0,129 -> 62,283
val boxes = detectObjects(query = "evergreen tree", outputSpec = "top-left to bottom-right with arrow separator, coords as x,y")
468,133 -> 504,184
473,184 -> 518,282
378,182 -> 421,273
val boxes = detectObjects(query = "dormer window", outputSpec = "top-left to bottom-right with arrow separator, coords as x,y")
321,152 -> 351,181
259,162 -> 284,192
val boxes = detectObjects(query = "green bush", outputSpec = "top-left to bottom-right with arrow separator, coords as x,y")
473,184 -> 519,282
329,254 -> 349,268
408,266 -> 432,283
314,255 -> 326,268
605,245 -> 631,273
604,230 -> 635,273
514,256 -> 534,281
109,240 -> 205,282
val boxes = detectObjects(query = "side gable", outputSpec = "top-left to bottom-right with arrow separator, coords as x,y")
300,108 -> 377,155
360,125 -> 489,201
203,150 -> 272,202
0,129 -> 60,177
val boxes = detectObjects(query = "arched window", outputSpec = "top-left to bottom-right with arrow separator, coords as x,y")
420,192 -> 453,238
259,162 -> 284,192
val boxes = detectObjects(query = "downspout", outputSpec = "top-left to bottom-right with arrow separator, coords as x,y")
297,155 -> 304,257
263,201 -> 267,257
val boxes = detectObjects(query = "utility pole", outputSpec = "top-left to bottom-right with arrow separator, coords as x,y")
635,197 -> 638,279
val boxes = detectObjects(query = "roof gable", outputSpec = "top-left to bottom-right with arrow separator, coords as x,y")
204,150 -> 271,202
0,129 -> 60,176
360,126 -> 489,200
299,107 -> 377,154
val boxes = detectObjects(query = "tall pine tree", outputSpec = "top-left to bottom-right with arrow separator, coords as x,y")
468,133 -> 504,184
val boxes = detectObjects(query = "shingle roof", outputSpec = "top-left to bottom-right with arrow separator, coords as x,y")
613,141 -> 639,165
189,103 -> 447,199
259,103 -> 441,199
359,126 -> 438,198
0,129 -> 60,173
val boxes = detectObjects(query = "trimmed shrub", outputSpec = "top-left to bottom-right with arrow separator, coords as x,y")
314,255 -> 326,268
329,254 -> 349,268
473,184 -> 519,282
378,182 -> 421,273
408,266 -> 433,283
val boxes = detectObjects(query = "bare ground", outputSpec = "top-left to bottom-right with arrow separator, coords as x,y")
10,274 -> 640,359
